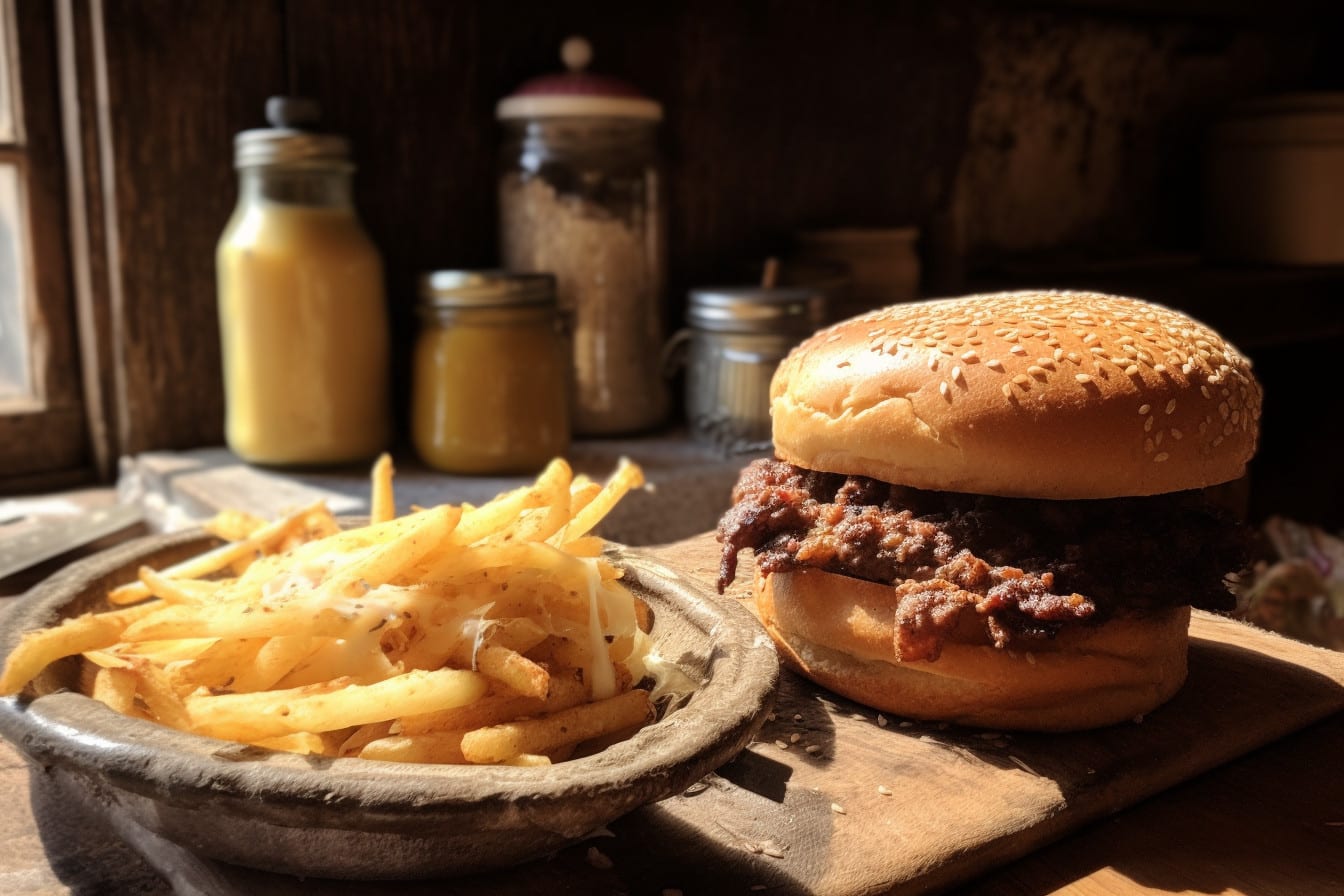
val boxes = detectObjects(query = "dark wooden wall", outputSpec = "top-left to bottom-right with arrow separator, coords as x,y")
45,0 -> 1344,522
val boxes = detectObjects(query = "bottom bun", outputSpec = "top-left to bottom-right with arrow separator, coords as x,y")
756,568 -> 1191,732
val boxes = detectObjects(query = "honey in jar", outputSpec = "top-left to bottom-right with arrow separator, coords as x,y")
411,271 -> 570,474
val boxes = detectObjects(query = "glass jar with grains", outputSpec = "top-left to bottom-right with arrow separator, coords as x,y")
411,271 -> 570,475
497,36 -> 668,436
216,96 -> 390,466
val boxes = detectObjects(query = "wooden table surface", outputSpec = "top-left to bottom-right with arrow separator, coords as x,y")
1,531 -> 1341,895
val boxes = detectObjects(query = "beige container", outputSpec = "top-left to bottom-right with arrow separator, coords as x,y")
795,227 -> 919,319
1204,93 -> 1344,265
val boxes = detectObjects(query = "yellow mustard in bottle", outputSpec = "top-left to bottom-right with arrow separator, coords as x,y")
411,271 -> 570,474
216,96 -> 390,466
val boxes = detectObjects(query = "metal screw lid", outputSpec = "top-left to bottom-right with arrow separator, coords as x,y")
687,287 -> 827,334
234,96 -> 351,169
418,270 -> 558,308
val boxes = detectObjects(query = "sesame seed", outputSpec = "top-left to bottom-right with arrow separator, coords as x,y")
760,841 -> 785,859
1028,365 -> 1047,378
789,733 -> 801,744
793,713 -> 803,721
1155,431 -> 1164,446
1008,755 -> 1040,776
1075,373 -> 1093,384
1025,652 -> 1037,665
1012,374 -> 1030,386
831,803 -> 846,815
877,785 -> 893,796
1001,383 -> 1013,399
939,381 -> 950,398
986,359 -> 1004,371
775,740 -> 789,750
952,366 -> 965,385
1067,352 -> 1081,364
928,354 -> 939,372
1036,358 -> 1056,369
961,349 -> 979,363
1145,438 -> 1154,454
1138,404 -> 1152,415
1125,365 -> 1140,376
1171,429 -> 1183,440
1144,416 -> 1154,432
805,744 -> 821,754
1201,385 -> 1212,399
1053,348 -> 1065,362
1011,345 -> 1027,355
1165,399 -> 1177,414
877,714 -> 888,727
1154,452 -> 1170,462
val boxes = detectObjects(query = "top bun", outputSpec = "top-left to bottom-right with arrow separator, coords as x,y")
770,291 -> 1262,499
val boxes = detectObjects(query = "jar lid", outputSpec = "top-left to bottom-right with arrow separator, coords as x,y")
688,287 -> 827,334
418,270 -> 557,308
497,36 -> 662,121
234,96 -> 351,169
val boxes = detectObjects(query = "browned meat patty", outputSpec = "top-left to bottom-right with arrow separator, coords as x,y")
717,458 -> 1254,658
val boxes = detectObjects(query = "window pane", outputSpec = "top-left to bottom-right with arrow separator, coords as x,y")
0,163 -> 30,400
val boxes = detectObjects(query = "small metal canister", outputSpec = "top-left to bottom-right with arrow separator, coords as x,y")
671,287 -> 827,453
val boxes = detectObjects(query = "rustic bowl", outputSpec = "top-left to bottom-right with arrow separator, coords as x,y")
0,530 -> 778,879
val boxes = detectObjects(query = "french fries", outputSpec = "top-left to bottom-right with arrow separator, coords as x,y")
0,454 -> 657,765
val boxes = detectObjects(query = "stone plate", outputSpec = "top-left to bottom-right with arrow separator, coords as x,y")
0,530 -> 778,880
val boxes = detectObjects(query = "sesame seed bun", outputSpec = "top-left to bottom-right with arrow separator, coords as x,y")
757,568 -> 1191,732
741,291 -> 1261,731
769,290 -> 1262,499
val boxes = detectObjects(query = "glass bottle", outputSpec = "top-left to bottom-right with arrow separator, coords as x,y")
497,37 -> 668,436
216,97 -> 390,466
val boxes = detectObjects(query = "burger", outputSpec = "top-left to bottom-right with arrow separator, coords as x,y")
716,291 -> 1262,731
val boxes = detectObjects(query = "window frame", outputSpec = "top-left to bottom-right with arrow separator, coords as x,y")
0,0 -> 91,491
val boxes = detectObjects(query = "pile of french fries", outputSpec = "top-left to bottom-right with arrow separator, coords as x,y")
0,457 -> 658,766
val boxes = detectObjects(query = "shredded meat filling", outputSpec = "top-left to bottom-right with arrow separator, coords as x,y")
717,458 -> 1253,659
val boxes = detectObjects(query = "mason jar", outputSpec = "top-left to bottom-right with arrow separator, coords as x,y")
410,271 -> 570,475
671,287 -> 827,454
497,36 -> 668,436
216,96 -> 390,466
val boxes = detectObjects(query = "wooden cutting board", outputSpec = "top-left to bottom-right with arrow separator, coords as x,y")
18,532 -> 1344,896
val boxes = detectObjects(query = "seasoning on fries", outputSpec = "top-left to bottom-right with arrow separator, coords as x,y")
0,457 -> 658,765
